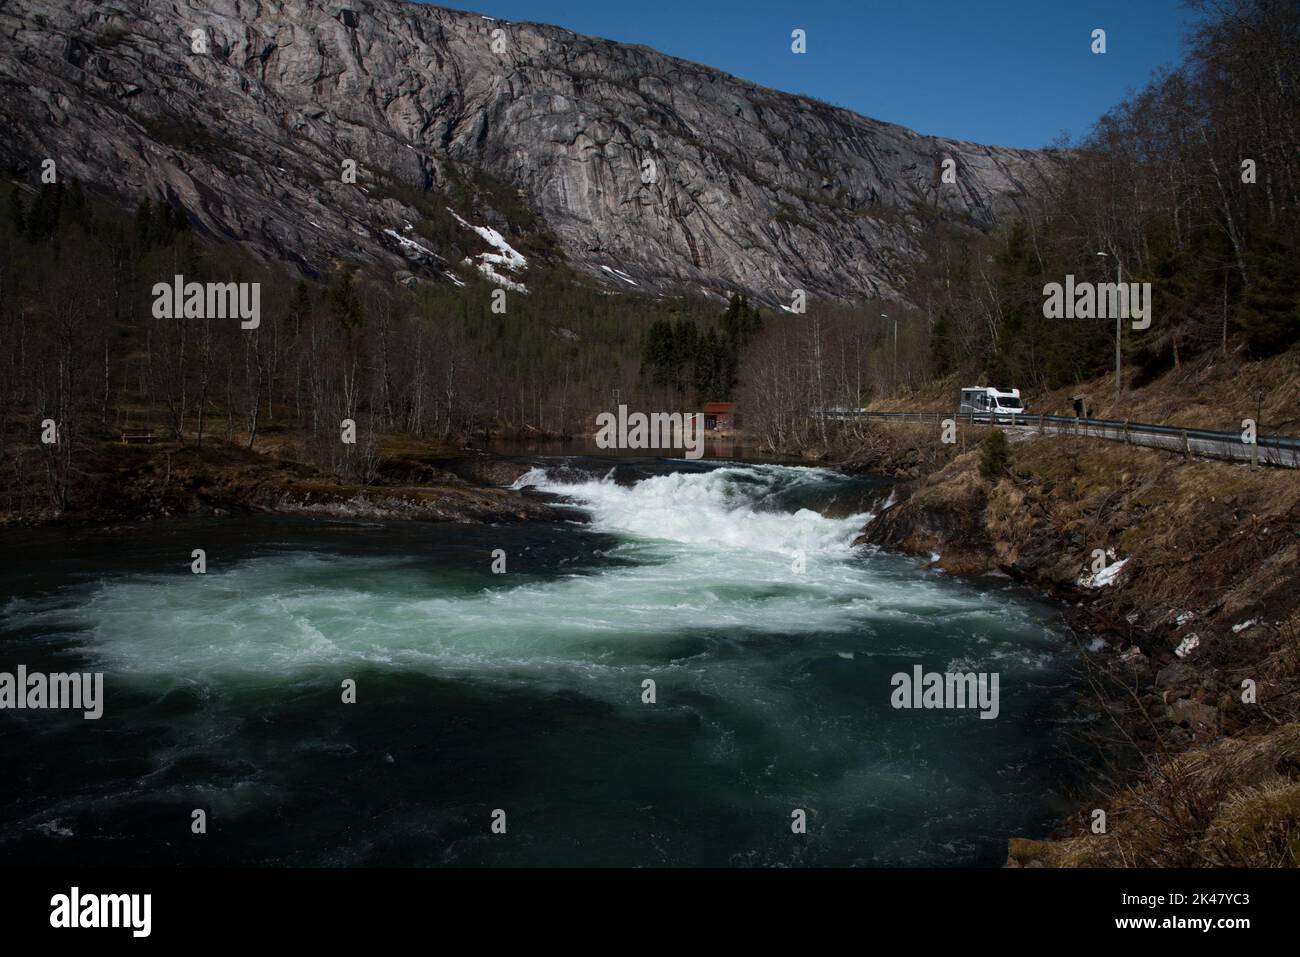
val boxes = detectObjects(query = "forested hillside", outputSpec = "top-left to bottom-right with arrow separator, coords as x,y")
0,181 -> 751,515
738,0 -> 1300,451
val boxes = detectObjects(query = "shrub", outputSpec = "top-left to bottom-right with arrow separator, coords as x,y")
979,428 -> 1011,479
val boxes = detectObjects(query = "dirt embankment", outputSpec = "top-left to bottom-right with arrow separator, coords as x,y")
850,426 -> 1300,867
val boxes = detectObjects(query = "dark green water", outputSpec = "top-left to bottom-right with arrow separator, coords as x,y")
0,458 -> 1081,866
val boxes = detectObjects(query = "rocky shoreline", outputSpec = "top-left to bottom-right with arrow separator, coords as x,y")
838,424 -> 1300,866
1,439 -> 553,527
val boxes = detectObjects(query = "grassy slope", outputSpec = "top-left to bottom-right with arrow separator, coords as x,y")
852,425 -> 1300,866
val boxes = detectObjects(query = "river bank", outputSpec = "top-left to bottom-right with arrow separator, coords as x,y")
0,425 -> 813,528
836,420 -> 1300,866
0,430 -> 558,527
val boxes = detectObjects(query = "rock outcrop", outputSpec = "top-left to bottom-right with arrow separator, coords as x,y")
0,0 -> 1061,302
847,427 -> 1300,867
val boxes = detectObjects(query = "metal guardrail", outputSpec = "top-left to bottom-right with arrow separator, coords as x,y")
825,409 -> 1300,468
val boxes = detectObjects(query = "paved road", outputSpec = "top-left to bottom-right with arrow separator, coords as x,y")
1005,418 -> 1299,467
831,411 -> 1300,468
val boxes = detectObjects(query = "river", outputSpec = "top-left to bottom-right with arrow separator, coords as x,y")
0,456 -> 1081,866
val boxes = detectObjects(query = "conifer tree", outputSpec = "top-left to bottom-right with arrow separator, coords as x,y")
330,268 -> 364,329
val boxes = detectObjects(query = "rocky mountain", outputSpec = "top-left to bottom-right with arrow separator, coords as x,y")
0,0 -> 1062,303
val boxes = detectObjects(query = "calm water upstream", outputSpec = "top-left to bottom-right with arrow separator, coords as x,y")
0,457 -> 1081,866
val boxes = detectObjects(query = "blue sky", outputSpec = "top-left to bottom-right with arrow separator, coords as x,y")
427,0 -> 1198,149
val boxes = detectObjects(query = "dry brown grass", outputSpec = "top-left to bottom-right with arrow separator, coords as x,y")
1011,719 -> 1300,867
853,419 -> 1300,867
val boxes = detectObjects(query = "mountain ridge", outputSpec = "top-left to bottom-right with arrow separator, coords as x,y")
0,0 -> 1064,303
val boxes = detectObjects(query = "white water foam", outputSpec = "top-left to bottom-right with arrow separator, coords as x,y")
4,465 -> 1061,700
515,463 -> 868,559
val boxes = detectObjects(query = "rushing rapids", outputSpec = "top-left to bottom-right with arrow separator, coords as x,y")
0,458 -> 1080,866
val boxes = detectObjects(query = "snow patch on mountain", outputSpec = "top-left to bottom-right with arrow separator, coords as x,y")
448,209 -> 529,292
600,265 -> 639,286
382,228 -> 443,266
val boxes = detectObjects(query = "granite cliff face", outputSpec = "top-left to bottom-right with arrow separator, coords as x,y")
0,0 -> 1061,302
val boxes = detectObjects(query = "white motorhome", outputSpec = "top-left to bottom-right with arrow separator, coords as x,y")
959,387 -> 1025,417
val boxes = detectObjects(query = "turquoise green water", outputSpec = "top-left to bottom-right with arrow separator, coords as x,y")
0,458 -> 1080,866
